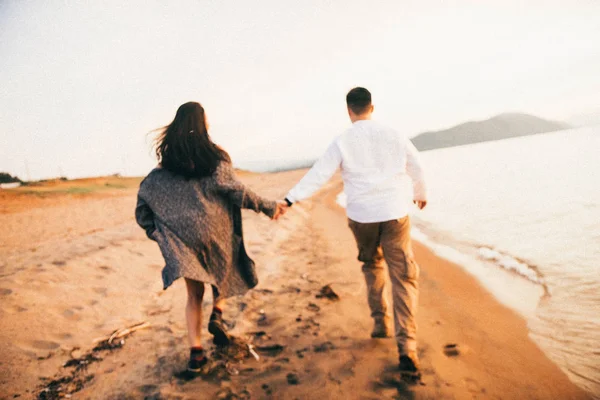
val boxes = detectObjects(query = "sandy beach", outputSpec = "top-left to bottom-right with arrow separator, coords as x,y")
0,170 -> 591,399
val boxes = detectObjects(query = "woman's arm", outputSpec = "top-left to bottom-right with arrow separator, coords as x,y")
135,195 -> 157,239
214,162 -> 278,218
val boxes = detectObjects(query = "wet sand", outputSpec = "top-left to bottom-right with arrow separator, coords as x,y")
0,170 -> 590,399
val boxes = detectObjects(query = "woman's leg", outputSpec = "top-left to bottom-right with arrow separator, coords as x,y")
184,278 -> 205,348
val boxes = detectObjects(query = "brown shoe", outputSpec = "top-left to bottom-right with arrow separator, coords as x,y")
208,311 -> 231,346
371,316 -> 392,338
399,353 -> 421,381
187,347 -> 208,373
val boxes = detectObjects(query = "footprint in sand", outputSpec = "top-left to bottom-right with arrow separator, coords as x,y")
62,309 -> 82,321
463,377 -> 481,393
139,384 -> 159,394
98,265 -> 113,272
51,260 -> 66,266
93,287 -> 108,297
31,340 -> 60,350
0,288 -> 13,296
55,332 -> 73,340
3,304 -> 28,314
145,306 -> 172,316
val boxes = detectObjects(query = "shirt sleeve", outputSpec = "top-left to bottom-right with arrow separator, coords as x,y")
135,195 -> 157,240
214,162 -> 278,218
405,138 -> 427,201
286,141 -> 342,203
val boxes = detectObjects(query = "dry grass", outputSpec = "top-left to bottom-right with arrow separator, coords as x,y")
15,176 -> 142,194
0,176 -> 142,214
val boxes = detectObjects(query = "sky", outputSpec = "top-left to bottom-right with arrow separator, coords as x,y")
1,0 -> 599,180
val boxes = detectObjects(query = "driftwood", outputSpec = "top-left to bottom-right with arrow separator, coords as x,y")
92,321 -> 151,345
247,344 -> 260,361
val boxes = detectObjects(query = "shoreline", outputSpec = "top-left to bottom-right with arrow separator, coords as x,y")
410,223 -> 546,320
0,170 -> 591,399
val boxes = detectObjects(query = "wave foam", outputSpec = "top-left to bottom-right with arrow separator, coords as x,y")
477,247 -> 544,285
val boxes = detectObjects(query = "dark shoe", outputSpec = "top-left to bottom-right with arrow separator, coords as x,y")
208,311 -> 231,346
399,354 -> 421,381
187,349 -> 208,373
371,316 -> 392,338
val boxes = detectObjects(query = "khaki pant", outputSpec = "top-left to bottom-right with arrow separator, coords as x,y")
348,216 -> 419,355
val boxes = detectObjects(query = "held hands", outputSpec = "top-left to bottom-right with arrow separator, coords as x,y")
413,200 -> 427,210
275,199 -> 424,217
272,201 -> 289,221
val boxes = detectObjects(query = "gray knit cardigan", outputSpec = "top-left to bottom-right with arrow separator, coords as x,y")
135,162 -> 277,298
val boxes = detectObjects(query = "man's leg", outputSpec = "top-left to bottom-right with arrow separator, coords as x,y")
380,216 -> 420,366
348,219 -> 392,337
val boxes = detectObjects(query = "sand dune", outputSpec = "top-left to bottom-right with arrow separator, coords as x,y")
0,171 -> 590,399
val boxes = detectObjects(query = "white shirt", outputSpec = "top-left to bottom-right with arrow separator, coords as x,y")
286,119 -> 427,223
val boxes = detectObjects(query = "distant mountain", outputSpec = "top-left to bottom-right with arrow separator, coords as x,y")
411,113 -> 570,151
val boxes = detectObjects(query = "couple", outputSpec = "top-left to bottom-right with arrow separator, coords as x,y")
135,87 -> 427,379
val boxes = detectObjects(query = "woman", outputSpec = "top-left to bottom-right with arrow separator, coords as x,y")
135,102 -> 285,372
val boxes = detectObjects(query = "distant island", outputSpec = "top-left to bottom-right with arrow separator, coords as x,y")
411,112 -> 570,151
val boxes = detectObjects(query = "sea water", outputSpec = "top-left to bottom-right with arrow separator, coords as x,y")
409,126 -> 599,396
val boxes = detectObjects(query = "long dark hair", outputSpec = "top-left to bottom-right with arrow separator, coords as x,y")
155,102 -> 231,178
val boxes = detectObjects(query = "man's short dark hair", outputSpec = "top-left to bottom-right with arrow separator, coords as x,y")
346,87 -> 372,115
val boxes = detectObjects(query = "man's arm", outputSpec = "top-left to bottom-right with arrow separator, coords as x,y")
405,139 -> 427,209
285,141 -> 342,205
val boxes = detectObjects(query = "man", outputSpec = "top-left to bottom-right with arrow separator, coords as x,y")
283,87 -> 427,378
